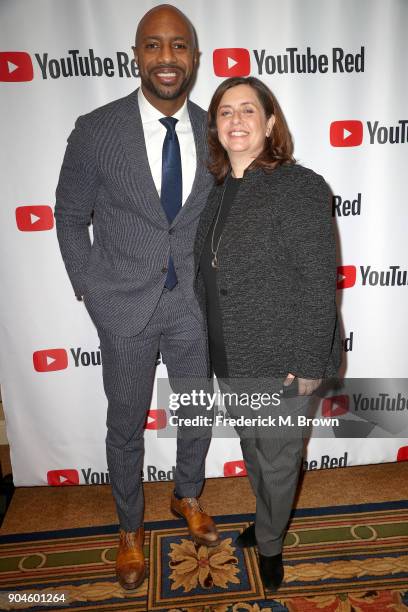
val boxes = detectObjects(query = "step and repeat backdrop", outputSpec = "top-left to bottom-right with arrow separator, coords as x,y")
1,0 -> 407,487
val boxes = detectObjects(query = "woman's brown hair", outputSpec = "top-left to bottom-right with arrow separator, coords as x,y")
208,76 -> 295,183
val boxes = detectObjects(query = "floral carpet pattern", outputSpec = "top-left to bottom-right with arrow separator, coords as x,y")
0,500 -> 407,611
168,538 -> 240,592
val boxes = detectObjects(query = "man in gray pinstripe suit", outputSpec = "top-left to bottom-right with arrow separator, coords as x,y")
55,4 -> 218,590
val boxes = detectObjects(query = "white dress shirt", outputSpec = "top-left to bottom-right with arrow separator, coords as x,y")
138,88 -> 196,206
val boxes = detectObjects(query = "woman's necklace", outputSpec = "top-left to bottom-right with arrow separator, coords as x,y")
210,182 -> 228,270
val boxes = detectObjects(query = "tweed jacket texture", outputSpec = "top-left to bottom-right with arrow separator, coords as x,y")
194,164 -> 341,379
55,88 -> 213,336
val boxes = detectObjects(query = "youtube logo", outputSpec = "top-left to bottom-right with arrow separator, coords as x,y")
330,120 -> 363,147
0,51 -> 34,82
47,469 -> 79,486
145,409 -> 167,430
322,395 -> 349,418
33,349 -> 68,372
213,48 -> 250,77
16,206 -> 54,232
337,265 -> 357,289
223,460 -> 247,477
397,446 -> 408,462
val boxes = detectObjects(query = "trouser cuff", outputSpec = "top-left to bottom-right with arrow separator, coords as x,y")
174,483 -> 203,499
257,537 -> 283,556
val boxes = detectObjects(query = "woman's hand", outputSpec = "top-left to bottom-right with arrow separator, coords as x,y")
283,373 -> 322,396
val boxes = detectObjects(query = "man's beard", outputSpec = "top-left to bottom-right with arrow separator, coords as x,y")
141,72 -> 192,100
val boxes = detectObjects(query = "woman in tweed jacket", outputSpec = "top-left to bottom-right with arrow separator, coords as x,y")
194,77 -> 341,592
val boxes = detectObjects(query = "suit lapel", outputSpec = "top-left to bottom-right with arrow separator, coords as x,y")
170,100 -> 207,228
117,91 -> 210,229
117,89 -> 168,226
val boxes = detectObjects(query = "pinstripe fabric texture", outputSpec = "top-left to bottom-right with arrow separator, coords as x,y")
99,286 -> 211,531
55,88 -> 213,337
55,90 -> 214,530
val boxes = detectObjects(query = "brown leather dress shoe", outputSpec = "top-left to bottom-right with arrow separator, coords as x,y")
116,527 -> 145,590
171,494 -> 220,547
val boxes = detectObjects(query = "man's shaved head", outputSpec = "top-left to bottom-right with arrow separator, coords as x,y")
132,3 -> 199,114
135,4 -> 197,49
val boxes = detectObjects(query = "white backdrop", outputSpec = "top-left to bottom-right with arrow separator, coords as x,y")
1,0 -> 407,487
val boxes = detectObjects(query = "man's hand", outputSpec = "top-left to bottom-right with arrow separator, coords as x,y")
283,373 -> 322,396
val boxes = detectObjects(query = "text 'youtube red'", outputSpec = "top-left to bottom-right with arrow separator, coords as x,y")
213,46 -> 365,77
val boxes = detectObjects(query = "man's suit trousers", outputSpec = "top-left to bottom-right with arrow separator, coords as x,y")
96,286 -> 211,531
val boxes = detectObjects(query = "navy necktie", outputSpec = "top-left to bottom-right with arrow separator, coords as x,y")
159,116 -> 182,290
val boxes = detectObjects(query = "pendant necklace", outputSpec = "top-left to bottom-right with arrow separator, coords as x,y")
210,182 -> 228,270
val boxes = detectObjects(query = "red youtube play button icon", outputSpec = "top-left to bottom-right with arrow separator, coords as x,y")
397,446 -> 408,462
16,206 -> 54,231
33,349 -> 68,372
330,120 -> 363,147
47,469 -> 79,486
322,395 -> 349,417
0,51 -> 34,82
213,48 -> 251,77
337,265 -> 357,289
145,409 -> 167,430
223,460 -> 247,477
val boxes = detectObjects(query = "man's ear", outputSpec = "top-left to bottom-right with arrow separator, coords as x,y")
132,46 -> 138,64
193,48 -> 200,68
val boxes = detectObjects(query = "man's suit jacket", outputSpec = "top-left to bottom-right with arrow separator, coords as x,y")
194,164 -> 342,380
55,88 -> 213,336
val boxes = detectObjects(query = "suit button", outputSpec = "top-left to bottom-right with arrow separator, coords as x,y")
161,267 -> 168,273
220,288 -> 228,296
169,228 -> 174,235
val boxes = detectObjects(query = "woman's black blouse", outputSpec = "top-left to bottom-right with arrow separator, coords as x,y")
200,175 -> 242,379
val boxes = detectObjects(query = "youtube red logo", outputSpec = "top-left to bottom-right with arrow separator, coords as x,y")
322,395 -> 349,418
33,349 -> 68,372
213,48 -> 250,77
337,265 -> 357,289
47,469 -> 79,486
0,51 -> 34,82
330,120 -> 363,147
223,460 -> 247,477
16,205 -> 54,232
145,409 -> 167,430
397,446 -> 408,462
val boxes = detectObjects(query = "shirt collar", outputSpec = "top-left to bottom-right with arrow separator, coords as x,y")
138,87 -> 189,125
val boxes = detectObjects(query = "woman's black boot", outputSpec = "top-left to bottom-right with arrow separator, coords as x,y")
259,552 -> 284,592
235,523 -> 256,548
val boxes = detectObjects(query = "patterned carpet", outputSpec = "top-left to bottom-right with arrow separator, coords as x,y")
0,500 -> 407,611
